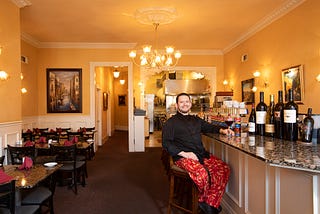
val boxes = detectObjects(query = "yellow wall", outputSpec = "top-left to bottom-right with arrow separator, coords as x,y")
114,70 -> 128,128
21,41 -> 39,116
0,1 -> 21,123
224,0 -> 320,113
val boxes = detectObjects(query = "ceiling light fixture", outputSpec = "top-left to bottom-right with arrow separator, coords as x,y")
113,69 -> 120,78
0,70 -> 9,81
129,7 -> 181,72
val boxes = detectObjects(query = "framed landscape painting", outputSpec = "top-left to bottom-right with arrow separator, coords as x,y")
282,64 -> 304,103
47,68 -> 82,113
241,78 -> 255,104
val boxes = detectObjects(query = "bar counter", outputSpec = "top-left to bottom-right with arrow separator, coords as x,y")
204,133 -> 320,173
201,133 -> 320,214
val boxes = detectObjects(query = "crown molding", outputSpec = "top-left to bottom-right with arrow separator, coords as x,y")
10,0 -> 31,8
223,0 -> 306,53
21,32 -> 223,55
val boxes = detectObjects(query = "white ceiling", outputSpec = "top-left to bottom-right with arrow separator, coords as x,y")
17,0 -> 305,53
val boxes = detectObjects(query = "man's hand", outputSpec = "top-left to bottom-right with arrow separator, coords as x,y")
220,128 -> 234,136
178,151 -> 199,161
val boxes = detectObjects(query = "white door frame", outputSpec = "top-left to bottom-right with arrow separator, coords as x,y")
89,62 -> 134,151
95,87 -> 102,147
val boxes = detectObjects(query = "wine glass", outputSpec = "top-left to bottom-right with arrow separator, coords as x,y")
224,114 -> 234,135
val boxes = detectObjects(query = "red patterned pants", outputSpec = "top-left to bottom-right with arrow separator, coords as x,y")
175,155 -> 230,208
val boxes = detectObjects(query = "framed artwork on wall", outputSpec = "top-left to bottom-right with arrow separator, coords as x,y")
241,78 -> 255,104
103,92 -> 108,111
118,95 -> 126,106
282,64 -> 304,103
46,68 -> 82,113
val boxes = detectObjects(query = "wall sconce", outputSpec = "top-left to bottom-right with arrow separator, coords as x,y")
113,69 -> 120,78
316,74 -> 320,82
0,70 -> 9,81
223,79 -> 228,85
120,79 -> 125,85
252,86 -> 258,92
253,70 -> 261,77
21,88 -> 27,94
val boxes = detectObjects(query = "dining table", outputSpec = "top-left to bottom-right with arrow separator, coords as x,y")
2,163 -> 62,205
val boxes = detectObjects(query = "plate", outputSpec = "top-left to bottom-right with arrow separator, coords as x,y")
44,162 -> 58,167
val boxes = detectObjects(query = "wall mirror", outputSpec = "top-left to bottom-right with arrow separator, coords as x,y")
282,64 -> 304,103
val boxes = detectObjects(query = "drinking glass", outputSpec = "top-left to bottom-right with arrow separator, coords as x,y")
224,114 -> 234,135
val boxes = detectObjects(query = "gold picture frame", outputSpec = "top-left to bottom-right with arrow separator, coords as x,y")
282,64 -> 304,103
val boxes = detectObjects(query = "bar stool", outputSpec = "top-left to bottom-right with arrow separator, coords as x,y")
167,159 -> 199,214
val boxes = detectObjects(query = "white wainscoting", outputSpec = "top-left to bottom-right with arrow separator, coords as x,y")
22,115 -> 94,131
0,121 -> 22,157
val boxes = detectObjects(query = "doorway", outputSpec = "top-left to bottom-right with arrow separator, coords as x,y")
90,62 -> 134,151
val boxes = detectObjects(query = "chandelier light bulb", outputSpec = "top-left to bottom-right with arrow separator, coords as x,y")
252,86 -> 258,92
129,51 -> 136,58
21,87 -> 27,93
174,51 -> 181,59
143,46 -> 151,53
166,46 -> 174,54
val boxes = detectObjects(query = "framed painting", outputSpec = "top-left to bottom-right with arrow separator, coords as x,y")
118,95 -> 126,106
282,65 -> 304,103
47,68 -> 82,113
241,78 -> 255,104
103,92 -> 108,111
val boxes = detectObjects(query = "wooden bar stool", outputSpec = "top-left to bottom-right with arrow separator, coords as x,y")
167,159 -> 199,214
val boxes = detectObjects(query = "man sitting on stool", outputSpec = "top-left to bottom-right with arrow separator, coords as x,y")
162,93 -> 234,214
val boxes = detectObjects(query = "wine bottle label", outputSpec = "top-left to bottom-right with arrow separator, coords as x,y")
248,122 -> 255,132
274,111 -> 281,120
256,111 -> 266,124
284,110 -> 296,123
248,136 -> 255,146
265,124 -> 275,133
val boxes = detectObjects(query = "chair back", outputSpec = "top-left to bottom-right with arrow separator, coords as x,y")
50,144 -> 77,163
67,131 -> 83,142
0,180 -> 16,213
42,131 -> 59,141
7,145 -> 36,164
22,132 -> 34,142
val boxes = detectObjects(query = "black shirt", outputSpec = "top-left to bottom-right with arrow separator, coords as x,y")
162,112 -> 221,164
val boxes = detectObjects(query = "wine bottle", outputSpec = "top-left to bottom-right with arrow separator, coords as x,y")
248,103 -> 256,135
256,92 -> 267,136
283,89 -> 298,141
301,108 -> 314,142
274,90 -> 284,139
265,94 -> 275,137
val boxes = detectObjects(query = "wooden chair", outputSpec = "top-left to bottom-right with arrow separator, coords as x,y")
0,180 -> 40,214
50,144 -> 86,194
162,150 -> 199,214
56,128 -> 71,140
7,145 -> 36,164
80,127 -> 95,159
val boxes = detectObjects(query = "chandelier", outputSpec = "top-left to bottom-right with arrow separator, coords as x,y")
129,7 -> 181,72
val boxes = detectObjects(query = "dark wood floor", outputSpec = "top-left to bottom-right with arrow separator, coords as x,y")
53,131 -> 169,214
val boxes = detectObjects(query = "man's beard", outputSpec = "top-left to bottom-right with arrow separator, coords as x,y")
178,106 -> 190,114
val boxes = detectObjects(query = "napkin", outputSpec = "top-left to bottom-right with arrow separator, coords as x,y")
26,129 -> 33,133
24,140 -> 34,147
71,136 -> 78,144
49,129 -> 55,133
38,136 -> 46,144
0,170 -> 14,184
64,140 -> 74,146
18,156 -> 33,170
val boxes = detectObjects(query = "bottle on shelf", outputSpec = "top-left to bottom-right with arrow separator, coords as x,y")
256,91 -> 267,136
265,94 -> 275,137
274,90 -> 284,139
301,108 -> 314,142
283,88 -> 298,141
248,103 -> 256,135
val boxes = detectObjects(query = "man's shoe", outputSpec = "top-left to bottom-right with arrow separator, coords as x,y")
199,202 -> 222,214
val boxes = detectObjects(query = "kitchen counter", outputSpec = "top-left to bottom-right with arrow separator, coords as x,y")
204,133 -> 320,173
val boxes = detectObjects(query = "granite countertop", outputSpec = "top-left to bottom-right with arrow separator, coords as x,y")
204,133 -> 320,174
